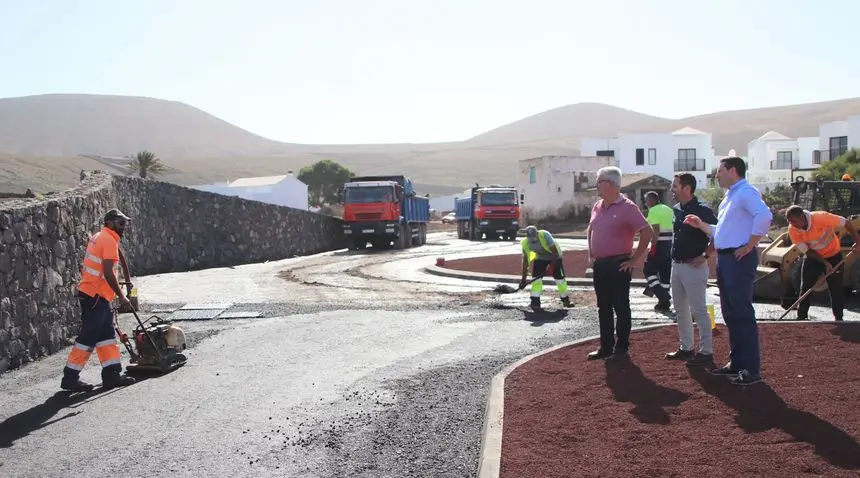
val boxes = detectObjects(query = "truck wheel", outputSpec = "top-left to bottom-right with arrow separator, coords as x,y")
395,224 -> 408,249
411,225 -> 421,246
469,223 -> 477,241
420,224 -> 427,245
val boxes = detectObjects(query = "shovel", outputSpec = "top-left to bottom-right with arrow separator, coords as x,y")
493,276 -> 540,294
776,250 -> 854,321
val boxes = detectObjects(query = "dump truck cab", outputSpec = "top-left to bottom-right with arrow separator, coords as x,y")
755,176 -> 860,299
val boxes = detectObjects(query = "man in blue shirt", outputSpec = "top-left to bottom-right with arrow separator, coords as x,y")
684,157 -> 772,386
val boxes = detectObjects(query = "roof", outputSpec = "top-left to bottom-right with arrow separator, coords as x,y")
755,131 -> 791,142
228,175 -> 291,188
672,126 -> 707,135
620,173 -> 671,189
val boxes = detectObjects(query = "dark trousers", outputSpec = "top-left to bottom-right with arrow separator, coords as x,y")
716,248 -> 760,375
643,242 -> 672,303
592,255 -> 633,352
532,258 -> 565,279
63,292 -> 122,380
798,253 -> 844,320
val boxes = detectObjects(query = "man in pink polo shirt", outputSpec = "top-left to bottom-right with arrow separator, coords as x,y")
587,166 -> 653,360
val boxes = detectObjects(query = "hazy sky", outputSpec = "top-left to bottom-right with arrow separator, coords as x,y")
2,0 -> 858,144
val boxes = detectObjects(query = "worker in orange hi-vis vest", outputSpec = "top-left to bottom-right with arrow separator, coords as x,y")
785,205 -> 860,322
61,209 -> 138,392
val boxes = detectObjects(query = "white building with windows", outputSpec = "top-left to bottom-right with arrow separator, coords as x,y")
191,172 -> 309,210
745,131 -> 817,186
814,115 -> 860,164
579,127 -> 714,187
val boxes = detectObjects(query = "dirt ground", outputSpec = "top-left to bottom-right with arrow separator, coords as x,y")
500,322 -> 860,478
442,250 -> 718,280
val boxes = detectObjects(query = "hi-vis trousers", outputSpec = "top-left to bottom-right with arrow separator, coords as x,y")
63,292 -> 123,380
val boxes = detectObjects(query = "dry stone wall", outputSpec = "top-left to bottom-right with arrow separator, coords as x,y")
0,171 -> 345,373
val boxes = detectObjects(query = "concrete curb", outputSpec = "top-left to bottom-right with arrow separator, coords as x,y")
476,323 -> 673,478
423,264 -> 649,287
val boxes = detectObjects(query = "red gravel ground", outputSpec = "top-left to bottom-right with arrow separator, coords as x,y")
442,250 -> 718,279
500,322 -> 860,478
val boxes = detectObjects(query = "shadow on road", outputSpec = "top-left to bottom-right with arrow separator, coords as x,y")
604,356 -> 689,425
0,387 -> 124,448
521,309 -> 567,326
830,321 -> 860,344
688,366 -> 860,469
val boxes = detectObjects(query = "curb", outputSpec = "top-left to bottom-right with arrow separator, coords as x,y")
423,264 -> 649,287
476,323 -> 673,478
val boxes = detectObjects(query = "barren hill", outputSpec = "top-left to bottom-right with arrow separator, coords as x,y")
465,102 -> 673,146
0,94 -> 292,157
2,93 -> 860,195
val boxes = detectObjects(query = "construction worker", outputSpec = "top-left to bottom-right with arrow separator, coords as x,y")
642,191 -> 674,312
61,209 -> 137,391
785,205 -> 860,321
519,225 -> 572,311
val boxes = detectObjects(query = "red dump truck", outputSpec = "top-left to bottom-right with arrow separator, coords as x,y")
341,175 -> 431,250
454,184 -> 521,240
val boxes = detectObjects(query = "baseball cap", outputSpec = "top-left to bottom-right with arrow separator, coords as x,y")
104,208 -> 131,223
525,225 -> 538,238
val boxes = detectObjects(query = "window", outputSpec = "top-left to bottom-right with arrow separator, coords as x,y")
675,148 -> 702,171
647,148 -> 656,165
830,136 -> 848,159
775,151 -> 793,170
529,166 -> 536,184
635,148 -> 644,166
596,150 -> 614,157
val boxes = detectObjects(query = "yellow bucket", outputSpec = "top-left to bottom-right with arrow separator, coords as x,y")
707,304 -> 716,329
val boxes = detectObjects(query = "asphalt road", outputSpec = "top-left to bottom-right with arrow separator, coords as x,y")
0,232 -> 855,477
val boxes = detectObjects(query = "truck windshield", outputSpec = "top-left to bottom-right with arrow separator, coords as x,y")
480,192 -> 518,206
345,186 -> 395,203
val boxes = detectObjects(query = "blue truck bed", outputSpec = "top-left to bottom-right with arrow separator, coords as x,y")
454,196 -> 473,221
403,195 -> 430,223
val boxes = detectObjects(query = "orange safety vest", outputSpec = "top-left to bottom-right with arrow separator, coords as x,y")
78,227 -> 122,301
788,211 -> 845,259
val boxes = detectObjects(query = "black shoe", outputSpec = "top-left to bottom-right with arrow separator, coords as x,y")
587,349 -> 613,360
609,349 -> 629,360
730,370 -> 762,386
686,352 -> 714,364
835,316 -> 844,322
102,373 -> 136,389
529,297 -> 541,312
60,378 -> 95,392
654,301 -> 672,313
796,315 -> 809,321
665,348 -> 694,360
709,364 -> 740,376
560,296 -> 572,308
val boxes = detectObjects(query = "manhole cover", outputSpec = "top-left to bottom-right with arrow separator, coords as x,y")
169,308 -> 227,321
180,302 -> 234,310
217,311 -> 264,319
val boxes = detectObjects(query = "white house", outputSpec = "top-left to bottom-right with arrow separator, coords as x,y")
518,155 -> 617,221
745,131 -> 818,187
815,115 -> 860,164
191,172 -> 309,210
579,127 -> 714,187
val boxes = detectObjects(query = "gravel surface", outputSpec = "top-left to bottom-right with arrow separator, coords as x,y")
1,231 -> 856,477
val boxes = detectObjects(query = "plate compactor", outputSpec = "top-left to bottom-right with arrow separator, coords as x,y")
115,308 -> 188,375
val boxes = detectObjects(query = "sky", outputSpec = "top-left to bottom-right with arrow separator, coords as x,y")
1,0 -> 858,144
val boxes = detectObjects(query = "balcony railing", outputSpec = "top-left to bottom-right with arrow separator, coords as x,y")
770,159 -> 800,170
814,148 -> 848,164
674,158 -> 705,171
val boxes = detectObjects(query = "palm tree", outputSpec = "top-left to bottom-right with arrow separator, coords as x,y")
127,150 -> 166,179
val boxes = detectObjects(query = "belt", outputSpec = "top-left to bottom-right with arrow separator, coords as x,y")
717,247 -> 739,255
593,254 -> 630,263
672,257 -> 701,264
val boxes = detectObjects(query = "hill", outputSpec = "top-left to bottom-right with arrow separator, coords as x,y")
0,94 -> 292,157
2,94 -> 860,194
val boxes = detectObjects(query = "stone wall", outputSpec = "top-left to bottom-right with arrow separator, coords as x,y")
0,171 -> 346,373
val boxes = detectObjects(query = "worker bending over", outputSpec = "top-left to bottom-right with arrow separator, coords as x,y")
785,206 -> 860,321
642,191 -> 674,312
520,225 -> 572,311
61,209 -> 138,391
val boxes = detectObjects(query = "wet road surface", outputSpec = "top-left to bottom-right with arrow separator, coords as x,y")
1,232 -> 855,477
